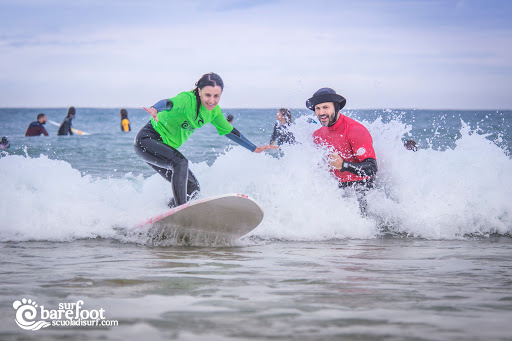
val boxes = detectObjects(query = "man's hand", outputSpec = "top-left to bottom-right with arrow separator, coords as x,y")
328,153 -> 344,170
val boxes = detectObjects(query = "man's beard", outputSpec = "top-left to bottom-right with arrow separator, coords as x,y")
328,112 -> 339,127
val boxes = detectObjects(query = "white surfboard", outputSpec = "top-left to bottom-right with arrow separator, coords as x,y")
48,120 -> 90,135
139,194 -> 264,241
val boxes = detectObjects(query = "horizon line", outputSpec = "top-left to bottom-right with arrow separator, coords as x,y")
1,106 -> 511,112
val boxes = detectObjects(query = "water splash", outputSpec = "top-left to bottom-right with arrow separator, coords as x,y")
1,115 -> 510,243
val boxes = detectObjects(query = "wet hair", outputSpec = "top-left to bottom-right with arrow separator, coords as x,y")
1,136 -> 8,144
37,113 -> 46,120
278,108 -> 292,126
404,139 -> 418,152
67,106 -> 76,117
192,73 -> 224,117
226,114 -> 234,123
120,108 -> 128,119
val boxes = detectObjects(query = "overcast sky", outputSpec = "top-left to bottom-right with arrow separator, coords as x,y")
1,0 -> 511,109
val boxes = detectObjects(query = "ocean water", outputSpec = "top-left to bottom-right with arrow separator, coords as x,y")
0,107 -> 511,340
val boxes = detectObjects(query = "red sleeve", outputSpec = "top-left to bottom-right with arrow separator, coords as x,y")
346,124 -> 376,162
42,127 -> 49,136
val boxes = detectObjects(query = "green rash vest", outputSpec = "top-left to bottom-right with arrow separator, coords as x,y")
150,91 -> 233,149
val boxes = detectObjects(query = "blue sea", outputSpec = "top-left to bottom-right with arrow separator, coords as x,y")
0,107 -> 511,340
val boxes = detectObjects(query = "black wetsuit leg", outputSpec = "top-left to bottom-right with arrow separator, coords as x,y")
339,178 -> 374,216
134,121 -> 200,206
148,164 -> 200,207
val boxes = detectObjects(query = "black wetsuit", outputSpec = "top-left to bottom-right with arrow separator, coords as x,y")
269,123 -> 295,146
58,117 -> 73,136
134,121 -> 201,207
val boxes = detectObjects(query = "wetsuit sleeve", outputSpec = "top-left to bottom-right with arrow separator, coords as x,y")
42,126 -> 49,136
225,127 -> 257,152
342,158 -> 378,177
152,99 -> 173,112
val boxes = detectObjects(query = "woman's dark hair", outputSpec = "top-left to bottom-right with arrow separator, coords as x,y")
193,73 -> 224,117
279,108 -> 292,126
120,108 -> 128,119
67,106 -> 76,117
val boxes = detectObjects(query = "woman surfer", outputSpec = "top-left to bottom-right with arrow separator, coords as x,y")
134,72 -> 277,207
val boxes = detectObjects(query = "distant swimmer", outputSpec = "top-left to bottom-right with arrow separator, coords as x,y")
269,108 -> 296,146
25,113 -> 49,137
226,114 -> 234,125
57,107 -> 76,136
120,109 -> 131,132
0,136 -> 10,149
134,72 -> 277,208
307,88 -> 378,214
404,139 -> 418,151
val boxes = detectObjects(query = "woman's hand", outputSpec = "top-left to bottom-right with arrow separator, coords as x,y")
254,145 -> 278,153
143,107 -> 158,122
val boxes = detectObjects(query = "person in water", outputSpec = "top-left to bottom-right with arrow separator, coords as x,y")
57,107 -> 76,136
120,109 -> 131,132
307,88 -> 378,213
226,114 -> 234,124
134,72 -> 277,208
269,108 -> 296,146
0,136 -> 10,149
404,139 -> 418,151
25,113 -> 49,136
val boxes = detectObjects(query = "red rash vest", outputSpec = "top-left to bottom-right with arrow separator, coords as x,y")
313,114 -> 376,183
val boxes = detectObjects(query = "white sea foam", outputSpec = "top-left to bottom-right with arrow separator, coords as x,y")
0,154 -> 169,242
0,117 -> 511,243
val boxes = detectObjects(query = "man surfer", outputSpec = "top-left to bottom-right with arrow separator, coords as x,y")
25,113 -> 49,136
134,72 -> 277,208
306,88 -> 378,213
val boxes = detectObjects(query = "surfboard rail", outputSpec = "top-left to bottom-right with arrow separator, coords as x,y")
138,193 -> 264,240
138,193 -> 257,227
